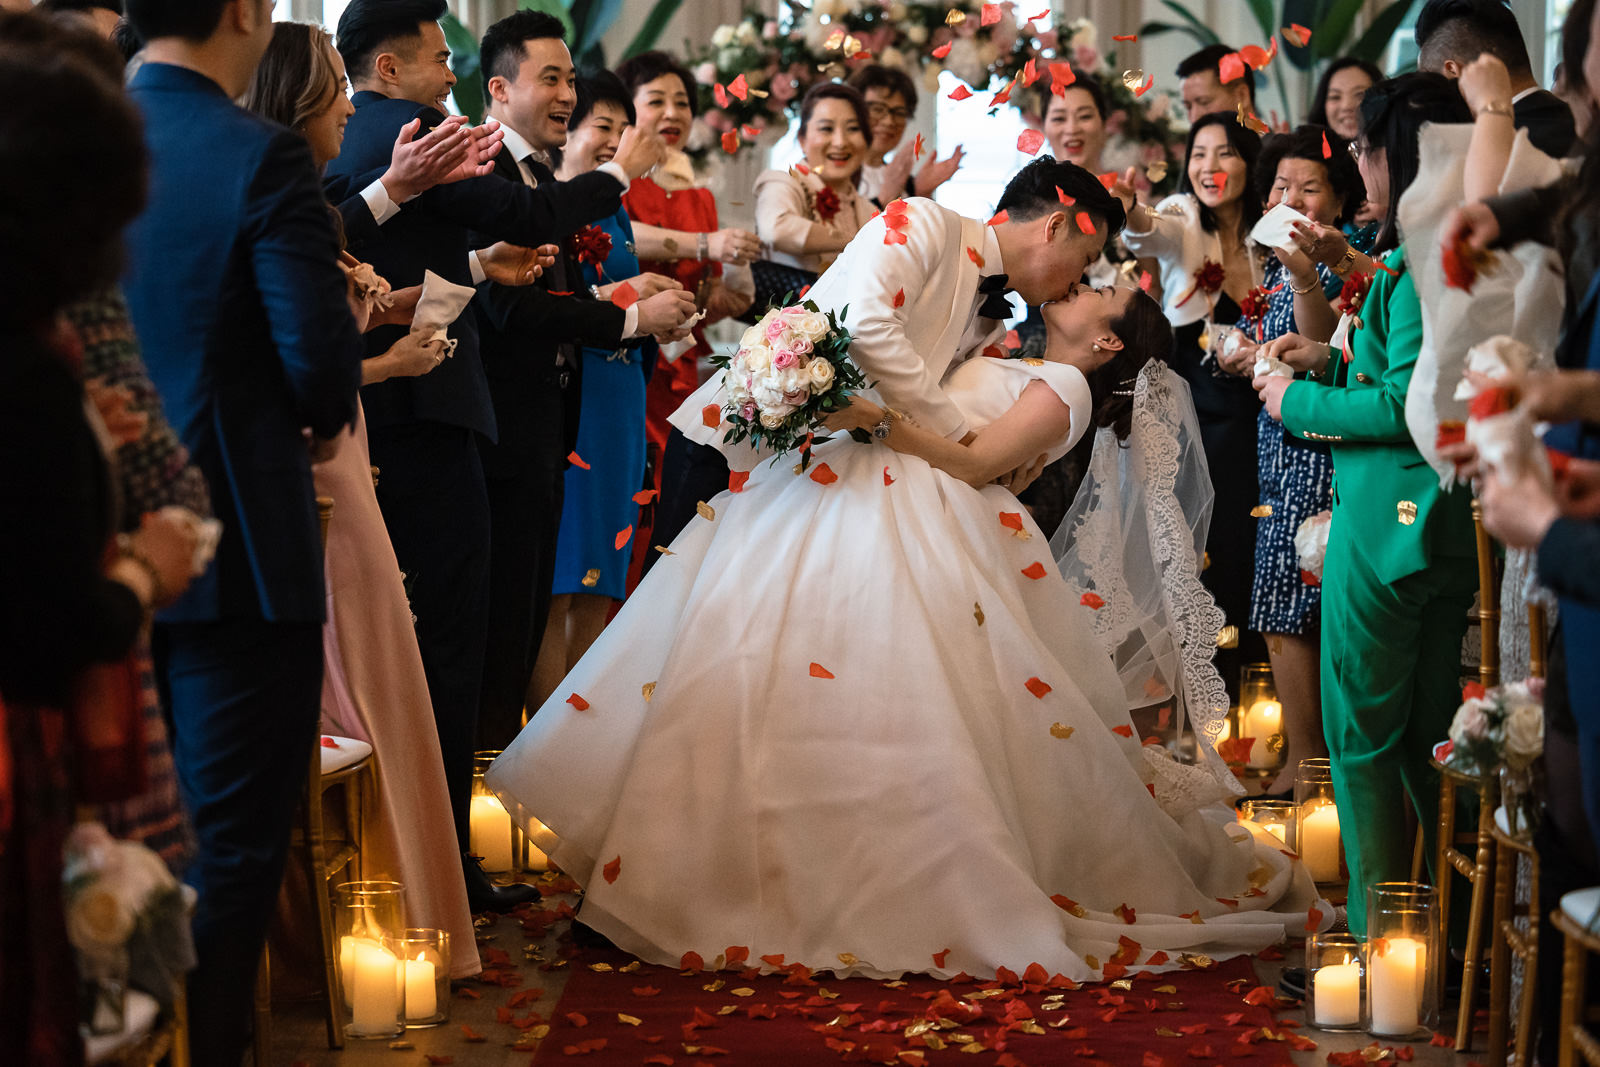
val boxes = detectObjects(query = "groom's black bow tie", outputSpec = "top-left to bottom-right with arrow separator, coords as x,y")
977,273 -> 1015,320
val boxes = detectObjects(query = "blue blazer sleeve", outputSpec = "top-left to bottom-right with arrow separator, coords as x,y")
246,130 -> 363,438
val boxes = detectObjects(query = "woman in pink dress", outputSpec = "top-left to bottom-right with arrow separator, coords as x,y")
244,22 -> 482,975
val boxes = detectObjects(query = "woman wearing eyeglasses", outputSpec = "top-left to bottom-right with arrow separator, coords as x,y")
847,64 -> 962,207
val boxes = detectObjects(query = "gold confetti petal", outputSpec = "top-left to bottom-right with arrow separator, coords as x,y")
974,602 -> 985,625
1085,955 -> 1099,969
655,545 -> 675,555
1110,979 -> 1134,991
1122,69 -> 1146,92
1014,1020 -> 1047,1035
945,8 -> 965,24
702,979 -> 725,992
581,568 -> 600,587
817,988 -> 839,1000
388,1040 -> 414,1050
1147,161 -> 1169,183
618,1013 -> 642,1026
696,501 -> 715,522
717,1004 -> 738,1015
619,961 -> 641,972
837,953 -> 858,966
529,1024 -> 551,1039
1154,984 -> 1179,993
1250,504 -> 1273,518
642,681 -> 656,702
730,987 -> 755,997
1158,1027 -> 1184,1037
1050,722 -> 1075,739
1216,625 -> 1239,649
1021,357 -> 1045,366
589,962 -> 613,972
1179,952 -> 1215,969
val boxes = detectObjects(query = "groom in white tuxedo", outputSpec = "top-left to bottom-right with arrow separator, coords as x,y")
652,158 -> 1125,559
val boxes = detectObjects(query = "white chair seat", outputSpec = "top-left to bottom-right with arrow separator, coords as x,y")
319,735 -> 372,775
1560,885 -> 1600,927
83,989 -> 160,1065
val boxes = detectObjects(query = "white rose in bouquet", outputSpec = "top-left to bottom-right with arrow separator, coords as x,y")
735,20 -> 759,46
753,382 -> 788,410
787,309 -> 831,344
806,358 -> 836,390
1449,699 -> 1491,750
742,343 -> 773,374
740,322 -> 767,349
760,411 -> 789,429
1503,701 -> 1544,769
1069,19 -> 1098,52
711,24 -> 736,48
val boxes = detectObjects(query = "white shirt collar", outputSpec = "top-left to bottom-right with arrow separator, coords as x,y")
978,223 -> 1006,279
1511,86 -> 1537,105
493,120 -> 549,167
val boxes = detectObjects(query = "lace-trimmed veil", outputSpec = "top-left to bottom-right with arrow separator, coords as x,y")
1048,360 -> 1241,809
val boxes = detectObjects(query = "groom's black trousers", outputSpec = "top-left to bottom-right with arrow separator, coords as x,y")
644,429 -> 730,579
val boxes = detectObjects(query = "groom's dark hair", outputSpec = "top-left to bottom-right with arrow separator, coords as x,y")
995,158 -> 1125,240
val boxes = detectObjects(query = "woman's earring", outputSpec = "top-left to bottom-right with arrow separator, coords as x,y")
1092,344 -> 1102,352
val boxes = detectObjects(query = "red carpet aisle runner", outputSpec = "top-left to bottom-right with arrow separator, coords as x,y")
529,944 -> 1313,1066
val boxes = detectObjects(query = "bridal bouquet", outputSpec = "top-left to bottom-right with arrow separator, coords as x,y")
63,822 -> 196,1032
710,299 -> 863,465
1440,679 -> 1544,775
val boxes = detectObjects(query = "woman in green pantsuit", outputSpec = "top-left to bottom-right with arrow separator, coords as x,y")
1251,73 -> 1479,934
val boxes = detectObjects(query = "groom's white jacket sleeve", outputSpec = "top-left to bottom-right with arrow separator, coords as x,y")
670,199 -> 993,451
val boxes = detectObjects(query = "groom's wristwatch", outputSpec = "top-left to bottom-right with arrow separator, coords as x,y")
871,409 -> 899,441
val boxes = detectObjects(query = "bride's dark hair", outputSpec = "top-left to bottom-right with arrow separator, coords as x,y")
1084,289 -> 1172,441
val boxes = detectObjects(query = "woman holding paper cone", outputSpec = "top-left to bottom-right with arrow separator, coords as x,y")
1252,74 -> 1477,936
1111,113 -> 1266,703
243,22 -> 482,977
1214,125 -> 1368,796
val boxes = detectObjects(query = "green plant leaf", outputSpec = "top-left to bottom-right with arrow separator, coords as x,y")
1155,0 -> 1223,46
622,0 -> 687,60
1241,0 -> 1276,44
441,13 -> 484,123
569,0 -> 625,60
518,0 -> 576,42
1345,0 -> 1418,67
1313,0 -> 1370,61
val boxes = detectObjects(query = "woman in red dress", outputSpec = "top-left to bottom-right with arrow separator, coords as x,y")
614,52 -> 759,587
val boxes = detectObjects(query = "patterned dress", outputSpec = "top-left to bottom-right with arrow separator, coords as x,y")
1244,259 -> 1334,635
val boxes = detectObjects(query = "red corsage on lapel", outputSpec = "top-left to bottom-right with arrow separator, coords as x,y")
1174,257 -> 1225,309
1239,281 -> 1283,342
812,185 -> 841,224
1334,270 -> 1373,364
572,225 -> 612,269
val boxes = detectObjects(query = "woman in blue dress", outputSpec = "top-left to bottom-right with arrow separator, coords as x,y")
535,73 -> 671,700
1218,126 -> 1370,795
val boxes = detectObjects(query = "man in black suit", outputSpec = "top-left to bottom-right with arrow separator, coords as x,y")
121,0 -> 361,1059
1416,0 -> 1577,158
472,12 -> 695,751
324,0 -> 669,909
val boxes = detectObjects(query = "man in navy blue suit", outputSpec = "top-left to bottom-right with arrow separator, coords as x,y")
324,0 -> 667,911
121,0 -> 362,1060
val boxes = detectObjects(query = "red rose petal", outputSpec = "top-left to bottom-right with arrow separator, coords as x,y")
883,467 -> 895,485
1322,131 -> 1333,159
713,83 -> 729,108
741,124 -> 760,138
566,693 -> 590,711
566,1011 -> 588,1027
725,945 -> 750,965
966,245 -> 985,268
912,132 -> 926,160
883,227 -> 908,245
1464,681 -> 1487,701
568,451 -> 591,470
1025,676 -> 1052,698
981,3 -> 1002,26
601,856 -> 620,883
1219,52 -> 1246,83
999,511 -> 1025,531
1021,561 -> 1047,579
988,208 -> 1012,226
681,951 -> 704,972
809,662 -> 835,679
1240,44 -> 1271,68
1017,129 -> 1045,156
1080,592 -> 1105,609
1114,33 -> 1138,41
1056,186 -> 1076,205
702,403 -> 722,429
1112,724 -> 1134,737
932,42 -> 952,59
1469,386 -> 1515,420
609,281 -> 638,309
721,130 -> 740,155
932,948 -> 951,967
892,287 -> 906,308
948,84 -> 972,101
1436,420 -> 1465,449
809,462 -> 838,485
728,73 -> 748,100
728,470 -> 750,493
614,525 -> 632,550
1022,58 -> 1039,86
1135,75 -> 1156,97
1050,62 -> 1076,93
632,488 -> 658,505
1075,211 -> 1096,235
320,736 -> 339,748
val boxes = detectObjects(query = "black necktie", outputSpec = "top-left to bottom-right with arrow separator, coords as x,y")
521,155 -> 577,368
977,273 -> 1014,320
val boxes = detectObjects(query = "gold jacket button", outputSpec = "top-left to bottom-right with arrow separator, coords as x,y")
1397,500 -> 1418,525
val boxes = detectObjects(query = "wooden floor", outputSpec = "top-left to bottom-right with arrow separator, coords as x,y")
268,879 -> 1468,1067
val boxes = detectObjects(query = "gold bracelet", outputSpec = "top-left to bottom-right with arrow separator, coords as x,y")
1475,100 -> 1513,119
1289,275 -> 1319,295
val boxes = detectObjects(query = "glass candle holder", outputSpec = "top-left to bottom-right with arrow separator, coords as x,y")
1295,758 -> 1344,886
394,928 -> 450,1027
334,881 -> 407,1039
1307,932 -> 1364,1030
470,750 -> 515,873
1362,882 -> 1441,1038
1238,663 -> 1284,771
1238,799 -> 1297,849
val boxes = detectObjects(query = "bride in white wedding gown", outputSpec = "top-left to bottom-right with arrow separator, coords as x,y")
488,283 -> 1328,982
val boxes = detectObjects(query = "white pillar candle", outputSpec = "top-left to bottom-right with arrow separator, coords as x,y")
1261,820 -> 1287,843
1312,962 -> 1361,1026
349,940 -> 400,1033
403,954 -> 437,1020
469,794 -> 514,872
1243,700 -> 1282,768
1368,937 -> 1424,1036
1300,801 -> 1342,882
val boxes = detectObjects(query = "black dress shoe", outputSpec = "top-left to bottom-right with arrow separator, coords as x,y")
1277,966 -> 1307,1000
463,853 -> 541,913
569,921 -> 617,951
